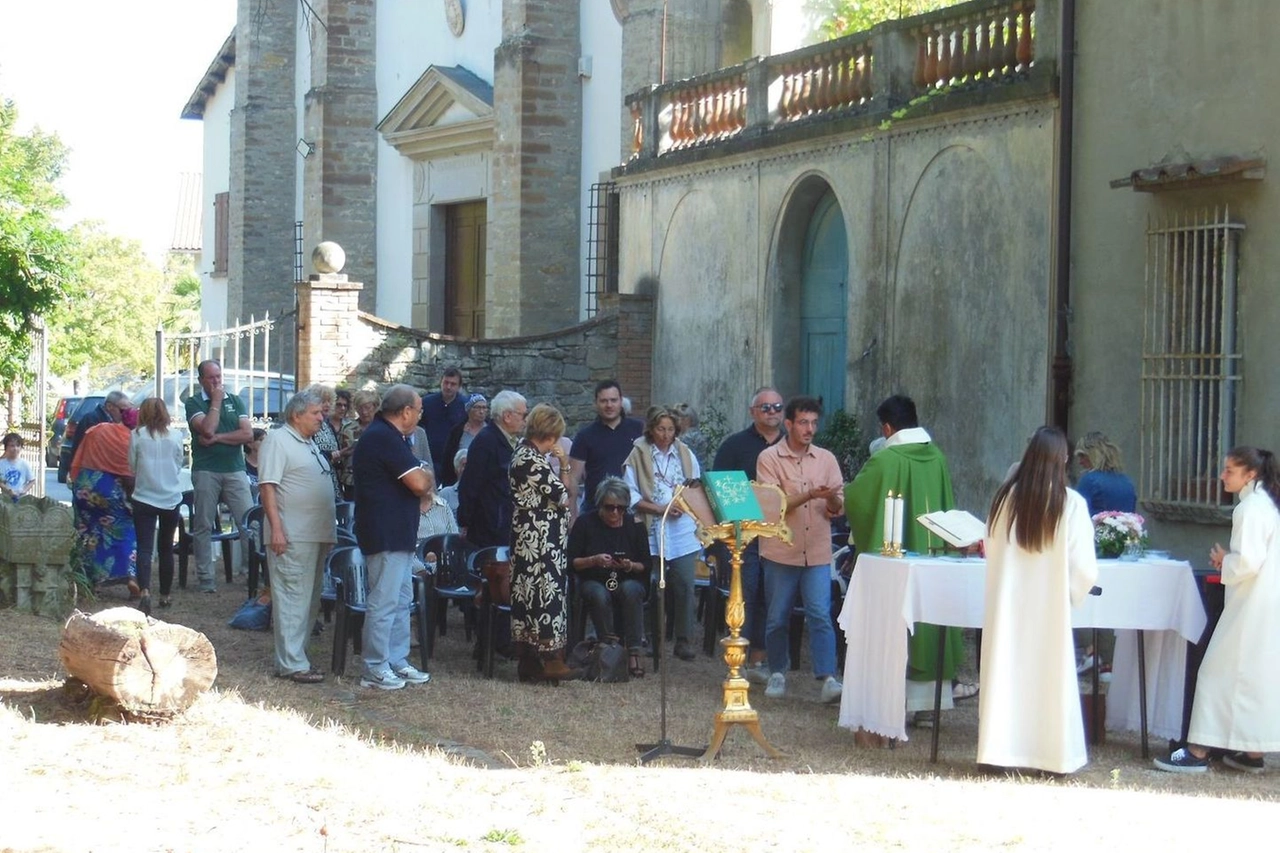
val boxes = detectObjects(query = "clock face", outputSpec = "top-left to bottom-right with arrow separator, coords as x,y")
445,0 -> 465,37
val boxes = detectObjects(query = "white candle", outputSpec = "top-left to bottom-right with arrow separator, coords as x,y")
892,495 -> 904,548
883,492 -> 894,543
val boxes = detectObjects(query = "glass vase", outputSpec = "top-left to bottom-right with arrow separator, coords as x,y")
1119,539 -> 1144,562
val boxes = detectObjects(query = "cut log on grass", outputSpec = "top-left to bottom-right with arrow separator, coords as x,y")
59,607 -> 218,718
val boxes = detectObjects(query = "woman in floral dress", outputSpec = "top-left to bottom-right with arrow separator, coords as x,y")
509,403 -> 576,683
70,413 -> 139,588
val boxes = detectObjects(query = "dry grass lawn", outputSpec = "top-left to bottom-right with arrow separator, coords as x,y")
2,581 -> 1278,851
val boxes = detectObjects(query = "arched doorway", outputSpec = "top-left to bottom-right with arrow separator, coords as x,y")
799,189 -> 848,412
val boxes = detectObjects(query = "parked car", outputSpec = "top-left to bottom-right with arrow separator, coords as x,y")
46,395 -> 83,467
133,369 -> 296,423
56,394 -> 107,483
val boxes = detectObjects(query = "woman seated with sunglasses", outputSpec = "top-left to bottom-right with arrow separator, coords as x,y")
567,477 -> 653,678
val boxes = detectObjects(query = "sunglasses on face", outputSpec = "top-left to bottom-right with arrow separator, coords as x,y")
755,403 -> 784,413
600,503 -> 627,514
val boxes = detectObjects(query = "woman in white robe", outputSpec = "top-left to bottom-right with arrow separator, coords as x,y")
978,426 -> 1099,774
1155,445 -> 1280,773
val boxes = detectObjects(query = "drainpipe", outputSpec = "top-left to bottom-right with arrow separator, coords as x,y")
1050,0 -> 1076,431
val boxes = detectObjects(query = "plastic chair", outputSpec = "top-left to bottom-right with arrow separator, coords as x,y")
242,505 -> 268,598
418,534 -> 480,645
329,545 -> 429,677
175,491 -> 238,589
471,545 -> 511,679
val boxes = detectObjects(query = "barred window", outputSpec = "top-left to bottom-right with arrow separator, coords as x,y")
1140,207 -> 1243,523
585,181 -> 619,317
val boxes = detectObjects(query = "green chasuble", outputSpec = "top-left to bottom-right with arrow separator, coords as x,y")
845,442 -> 964,682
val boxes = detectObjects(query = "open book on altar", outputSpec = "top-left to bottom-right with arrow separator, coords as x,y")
916,510 -> 987,548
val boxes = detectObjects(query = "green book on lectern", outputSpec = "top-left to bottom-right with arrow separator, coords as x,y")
703,470 -> 765,522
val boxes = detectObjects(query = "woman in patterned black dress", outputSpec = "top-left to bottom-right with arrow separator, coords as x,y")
509,403 -> 577,683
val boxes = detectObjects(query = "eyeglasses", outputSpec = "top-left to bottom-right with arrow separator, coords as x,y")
755,403 -> 784,413
600,504 -> 627,514
309,443 -> 332,477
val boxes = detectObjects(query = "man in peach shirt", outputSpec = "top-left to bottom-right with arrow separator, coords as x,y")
755,395 -> 844,703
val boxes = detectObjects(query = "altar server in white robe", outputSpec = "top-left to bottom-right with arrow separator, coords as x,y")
978,426 -> 1098,774
1155,445 -> 1280,774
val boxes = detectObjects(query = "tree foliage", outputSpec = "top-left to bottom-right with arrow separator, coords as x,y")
0,97 -> 78,382
47,223 -> 175,389
812,0 -> 964,39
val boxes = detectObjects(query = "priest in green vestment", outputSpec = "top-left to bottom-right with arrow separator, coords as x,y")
845,395 -> 966,715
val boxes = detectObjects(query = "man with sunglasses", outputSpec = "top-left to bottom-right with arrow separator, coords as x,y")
710,387 -> 785,684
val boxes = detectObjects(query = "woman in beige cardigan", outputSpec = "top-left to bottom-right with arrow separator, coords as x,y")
623,406 -> 702,661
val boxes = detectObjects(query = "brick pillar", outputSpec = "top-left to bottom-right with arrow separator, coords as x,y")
296,274 -> 364,390
489,0 -> 583,336
599,292 -> 654,415
303,0 -> 379,311
230,0 -> 298,367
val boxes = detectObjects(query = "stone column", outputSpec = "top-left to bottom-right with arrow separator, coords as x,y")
303,0 -> 379,312
295,244 -> 363,390
489,0 -> 584,336
230,0 -> 298,367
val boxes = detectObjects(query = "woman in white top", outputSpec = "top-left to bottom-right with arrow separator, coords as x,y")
624,406 -> 702,661
1155,445 -> 1280,774
978,426 -> 1098,774
128,398 -> 186,613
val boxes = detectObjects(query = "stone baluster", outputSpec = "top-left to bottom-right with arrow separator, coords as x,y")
975,16 -> 991,80
923,31 -> 938,88
1002,10 -> 1018,72
962,19 -> 977,82
801,64 -> 817,115
861,45 -> 875,101
629,100 -> 643,158
938,26 -> 952,85
778,64 -> 794,121
913,31 -> 928,89
817,54 -> 834,112
1017,5 -> 1034,70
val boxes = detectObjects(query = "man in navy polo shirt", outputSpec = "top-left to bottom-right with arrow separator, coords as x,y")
419,366 -> 467,485
568,380 -> 644,512
352,384 -> 433,690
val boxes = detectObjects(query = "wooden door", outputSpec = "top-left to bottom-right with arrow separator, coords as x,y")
445,201 -> 487,337
800,189 -> 848,412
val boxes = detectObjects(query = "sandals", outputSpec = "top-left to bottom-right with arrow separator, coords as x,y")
282,669 -> 325,684
952,681 -> 979,701
628,654 -> 646,679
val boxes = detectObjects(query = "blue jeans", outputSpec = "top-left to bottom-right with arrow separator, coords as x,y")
362,550 -> 413,675
762,558 -> 836,678
711,540 -> 766,653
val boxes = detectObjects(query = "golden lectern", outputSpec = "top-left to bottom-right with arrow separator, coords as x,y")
676,480 -> 791,760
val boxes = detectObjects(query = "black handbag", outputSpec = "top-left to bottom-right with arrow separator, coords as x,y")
567,636 -> 629,683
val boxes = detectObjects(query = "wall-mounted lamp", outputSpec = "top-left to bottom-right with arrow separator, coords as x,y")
296,138 -> 316,159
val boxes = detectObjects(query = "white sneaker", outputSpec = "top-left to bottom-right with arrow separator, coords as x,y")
393,663 -> 431,685
743,662 -> 770,685
764,672 -> 786,698
820,676 -> 843,704
360,668 -> 406,691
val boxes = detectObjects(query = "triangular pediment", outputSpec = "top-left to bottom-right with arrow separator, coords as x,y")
378,65 -> 495,159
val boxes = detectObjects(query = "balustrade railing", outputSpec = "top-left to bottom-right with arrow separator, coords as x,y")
912,0 -> 1035,91
626,0 -> 1050,163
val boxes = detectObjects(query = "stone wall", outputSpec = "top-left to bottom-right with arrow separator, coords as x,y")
489,0 -> 584,336
303,0 -> 379,311
230,0 -> 298,365
296,274 -> 655,434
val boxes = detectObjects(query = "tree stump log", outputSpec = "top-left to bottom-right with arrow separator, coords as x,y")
58,607 -> 218,718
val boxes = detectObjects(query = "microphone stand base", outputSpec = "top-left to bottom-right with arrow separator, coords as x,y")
635,740 -> 706,764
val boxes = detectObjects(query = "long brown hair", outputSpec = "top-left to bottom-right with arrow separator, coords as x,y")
989,426 -> 1069,552
137,397 -> 171,438
1227,445 -> 1280,507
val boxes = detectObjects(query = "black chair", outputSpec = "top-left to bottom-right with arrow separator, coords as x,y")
334,501 -> 355,535
471,545 -> 511,679
418,534 -> 480,646
329,545 -> 430,677
175,491 -> 238,589
242,505 -> 267,598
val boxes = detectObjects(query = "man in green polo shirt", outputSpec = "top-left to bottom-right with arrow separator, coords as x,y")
185,359 -> 255,593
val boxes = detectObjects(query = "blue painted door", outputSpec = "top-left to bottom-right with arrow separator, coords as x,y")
800,189 -> 848,413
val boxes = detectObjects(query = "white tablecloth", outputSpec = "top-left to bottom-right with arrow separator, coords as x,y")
837,554 -> 1207,742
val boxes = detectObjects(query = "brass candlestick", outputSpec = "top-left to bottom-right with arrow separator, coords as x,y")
678,484 -> 791,761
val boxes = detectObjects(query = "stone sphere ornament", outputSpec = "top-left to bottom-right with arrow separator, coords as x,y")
312,242 -> 346,274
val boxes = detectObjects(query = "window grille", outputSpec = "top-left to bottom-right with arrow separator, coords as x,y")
1140,207 -> 1243,523
294,221 -> 305,282
585,181 -> 620,317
